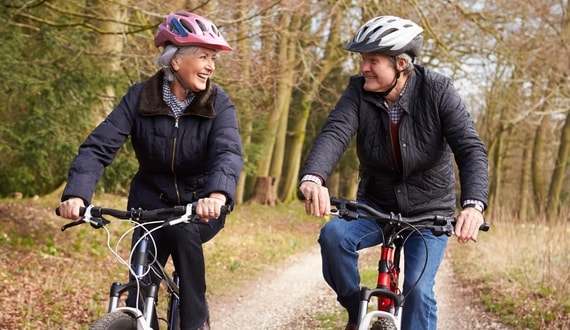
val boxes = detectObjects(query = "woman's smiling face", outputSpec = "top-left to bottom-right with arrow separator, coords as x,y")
172,47 -> 218,93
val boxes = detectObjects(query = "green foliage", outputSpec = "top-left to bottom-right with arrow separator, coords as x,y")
0,4 -> 137,197
0,11 -> 98,196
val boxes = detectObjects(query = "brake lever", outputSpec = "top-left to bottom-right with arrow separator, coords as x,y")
188,215 -> 213,227
163,204 -> 212,228
60,205 -> 109,231
61,220 -> 84,232
430,224 -> 455,237
330,208 -> 359,220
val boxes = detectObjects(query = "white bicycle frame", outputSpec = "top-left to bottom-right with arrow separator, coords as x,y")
94,204 -> 196,330
106,308 -> 153,330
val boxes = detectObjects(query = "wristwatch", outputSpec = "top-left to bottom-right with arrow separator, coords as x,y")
462,199 -> 485,213
301,174 -> 323,186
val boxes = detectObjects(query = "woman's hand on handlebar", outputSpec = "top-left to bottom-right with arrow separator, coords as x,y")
58,197 -> 86,220
455,207 -> 485,243
299,181 -> 330,217
195,192 -> 227,222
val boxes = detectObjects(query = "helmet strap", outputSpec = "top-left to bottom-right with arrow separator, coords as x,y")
172,69 -> 192,97
378,70 -> 401,98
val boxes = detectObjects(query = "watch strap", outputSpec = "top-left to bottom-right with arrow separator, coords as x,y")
462,199 -> 485,213
301,174 -> 323,186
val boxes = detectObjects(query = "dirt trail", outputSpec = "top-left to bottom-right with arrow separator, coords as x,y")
208,244 -> 509,329
209,246 -> 338,329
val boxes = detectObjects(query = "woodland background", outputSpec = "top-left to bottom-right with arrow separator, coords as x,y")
1,0 -> 570,220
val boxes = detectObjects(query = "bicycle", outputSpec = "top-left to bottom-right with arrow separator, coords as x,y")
56,202 -> 230,330
329,197 -> 489,330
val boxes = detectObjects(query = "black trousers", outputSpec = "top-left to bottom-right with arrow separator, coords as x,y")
126,215 -> 226,329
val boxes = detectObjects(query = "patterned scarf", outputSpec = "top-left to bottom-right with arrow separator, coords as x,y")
162,80 -> 195,118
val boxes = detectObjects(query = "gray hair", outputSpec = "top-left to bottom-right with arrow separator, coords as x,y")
393,53 -> 414,74
155,45 -> 203,82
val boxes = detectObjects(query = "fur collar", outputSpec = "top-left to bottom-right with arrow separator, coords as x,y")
138,71 -> 216,118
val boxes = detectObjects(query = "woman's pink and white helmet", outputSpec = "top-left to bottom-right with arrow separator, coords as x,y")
154,12 -> 232,51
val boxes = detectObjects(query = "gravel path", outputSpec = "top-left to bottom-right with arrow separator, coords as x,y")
208,246 -> 339,329
208,243 -> 509,330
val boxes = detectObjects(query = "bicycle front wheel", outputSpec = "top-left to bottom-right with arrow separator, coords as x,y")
89,311 -> 136,330
371,318 -> 397,330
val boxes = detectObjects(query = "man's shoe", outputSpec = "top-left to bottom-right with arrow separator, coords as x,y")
344,324 -> 358,330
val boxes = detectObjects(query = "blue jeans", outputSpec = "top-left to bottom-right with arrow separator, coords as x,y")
318,208 -> 448,330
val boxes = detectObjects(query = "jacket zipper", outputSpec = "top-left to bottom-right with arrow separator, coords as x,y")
171,117 -> 181,204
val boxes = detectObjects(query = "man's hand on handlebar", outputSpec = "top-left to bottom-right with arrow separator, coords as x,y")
59,197 -> 86,221
299,181 -> 330,217
455,207 -> 484,243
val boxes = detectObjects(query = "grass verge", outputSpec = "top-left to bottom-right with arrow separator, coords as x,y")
452,214 -> 570,329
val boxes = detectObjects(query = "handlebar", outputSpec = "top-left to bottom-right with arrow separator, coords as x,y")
329,197 -> 489,236
55,203 -> 232,232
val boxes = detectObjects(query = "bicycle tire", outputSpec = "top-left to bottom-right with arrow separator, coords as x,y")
89,311 -> 136,330
370,318 -> 397,330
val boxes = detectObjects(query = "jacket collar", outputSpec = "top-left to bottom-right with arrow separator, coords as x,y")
396,70 -> 416,115
361,69 -> 417,114
138,71 -> 216,118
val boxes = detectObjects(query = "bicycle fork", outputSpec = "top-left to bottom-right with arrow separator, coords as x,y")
378,237 -> 403,311
357,237 -> 405,329
107,280 -> 159,319
105,236 -> 159,329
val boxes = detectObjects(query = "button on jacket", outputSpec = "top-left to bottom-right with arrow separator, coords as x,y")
301,65 -> 488,216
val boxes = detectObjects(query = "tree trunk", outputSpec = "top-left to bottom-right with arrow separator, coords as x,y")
85,0 -> 127,123
546,11 -> 570,218
279,4 -> 344,202
252,176 -> 276,206
250,9 -> 298,204
547,109 -> 570,217
269,12 -> 300,200
519,133 -> 534,220
532,114 -> 550,213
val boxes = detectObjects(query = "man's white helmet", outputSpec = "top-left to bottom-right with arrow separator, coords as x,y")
344,16 -> 423,57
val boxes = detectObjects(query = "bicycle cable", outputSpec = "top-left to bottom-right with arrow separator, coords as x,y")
392,222 -> 430,302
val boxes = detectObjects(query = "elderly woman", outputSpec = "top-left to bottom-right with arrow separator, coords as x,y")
58,12 -> 243,330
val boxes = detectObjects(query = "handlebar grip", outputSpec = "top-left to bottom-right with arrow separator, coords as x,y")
55,206 -> 86,217
220,204 -> 232,215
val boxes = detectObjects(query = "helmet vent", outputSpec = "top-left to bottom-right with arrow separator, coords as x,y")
180,19 -> 195,34
343,16 -> 423,56
195,19 -> 207,34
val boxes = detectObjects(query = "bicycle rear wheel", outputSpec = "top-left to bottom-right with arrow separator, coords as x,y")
89,311 -> 136,330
